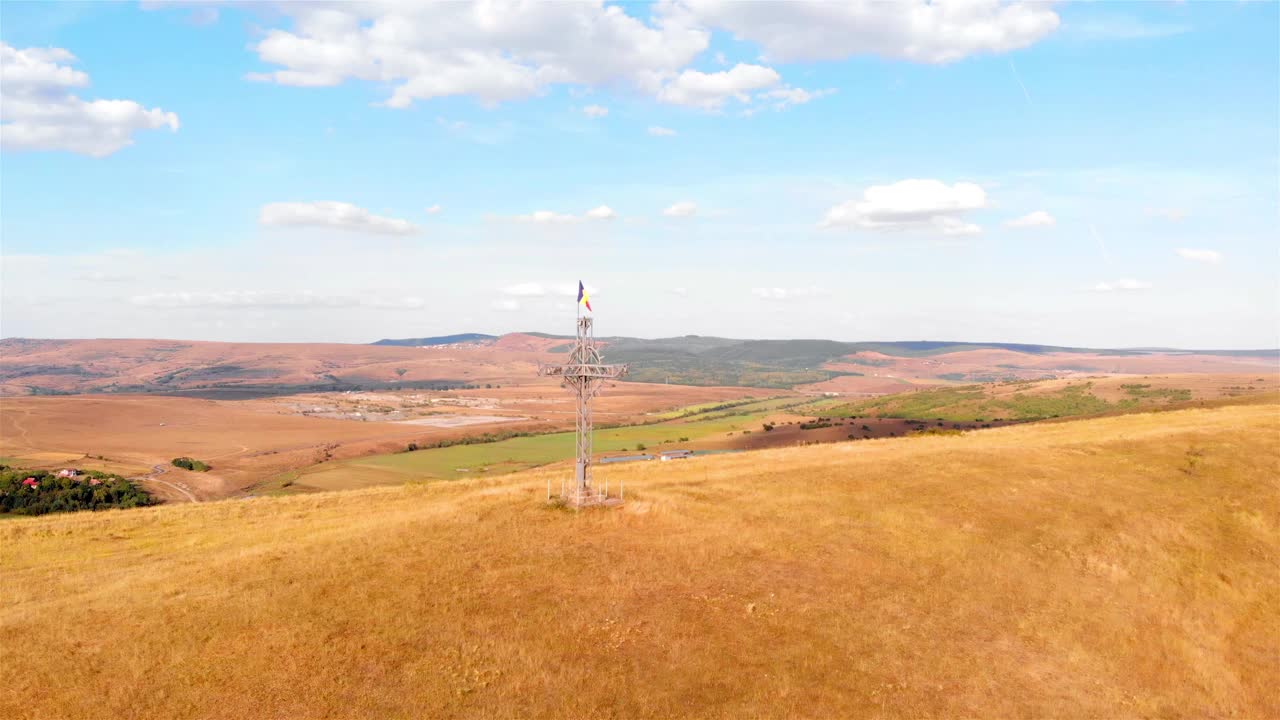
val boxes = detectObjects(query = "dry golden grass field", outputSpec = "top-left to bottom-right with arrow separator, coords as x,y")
2,400 -> 1277,719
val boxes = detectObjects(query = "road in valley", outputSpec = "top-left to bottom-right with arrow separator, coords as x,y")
141,464 -> 200,503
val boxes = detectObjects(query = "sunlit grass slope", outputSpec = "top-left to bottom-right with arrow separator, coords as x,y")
2,403 -> 1277,719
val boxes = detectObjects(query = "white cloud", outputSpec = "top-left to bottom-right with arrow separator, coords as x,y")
1175,248 -> 1222,264
514,206 -> 618,223
130,291 -> 425,309
1093,279 -> 1152,292
260,201 -> 419,235
669,287 -> 689,297
663,201 -> 698,217
515,210 -> 579,224
1005,210 -> 1055,228
364,296 -> 428,309
752,286 -> 827,301
933,217 -> 983,237
226,3 -> 1060,116
756,86 -> 835,110
681,0 -> 1060,64
493,283 -> 596,308
503,283 -> 547,297
657,63 -> 780,109
426,204 -> 443,214
821,179 -> 987,235
0,42 -> 180,157
76,270 -> 135,283
582,104 -> 609,118
648,125 -> 677,136
245,3 -> 708,107
1146,207 -> 1187,222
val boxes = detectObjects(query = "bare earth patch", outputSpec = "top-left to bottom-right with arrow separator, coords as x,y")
395,414 -> 527,427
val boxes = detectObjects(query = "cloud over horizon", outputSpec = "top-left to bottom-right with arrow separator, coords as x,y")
130,290 -> 425,310
1005,210 -> 1055,228
821,179 -> 986,236
514,206 -> 616,223
259,201 -> 420,235
752,286 -> 827,301
663,201 -> 698,217
1176,248 -> 1222,264
1093,279 -> 1153,292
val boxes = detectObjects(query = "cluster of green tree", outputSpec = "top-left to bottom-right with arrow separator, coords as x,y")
0,467 -> 155,516
668,398 -> 764,419
171,457 -> 210,472
909,427 -> 964,437
1120,384 -> 1192,402
401,428 -> 540,453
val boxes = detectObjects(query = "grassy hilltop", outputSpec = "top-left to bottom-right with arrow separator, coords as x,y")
2,402 -> 1277,719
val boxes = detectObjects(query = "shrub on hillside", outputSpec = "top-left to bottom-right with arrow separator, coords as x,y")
912,427 -> 963,437
171,457 -> 210,472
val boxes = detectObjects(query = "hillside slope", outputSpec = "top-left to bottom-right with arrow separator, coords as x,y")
0,338 -> 551,396
5,336 -> 1274,395
2,404 -> 1277,718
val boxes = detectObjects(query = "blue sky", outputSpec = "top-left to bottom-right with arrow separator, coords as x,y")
1,1 -> 1276,348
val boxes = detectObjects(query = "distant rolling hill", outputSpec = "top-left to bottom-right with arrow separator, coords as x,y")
1,334 -> 1275,396
372,333 -> 497,346
527,335 -> 1278,388
375,333 -> 1280,363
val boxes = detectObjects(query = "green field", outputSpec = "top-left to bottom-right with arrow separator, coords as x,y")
652,397 -> 770,420
653,394 -> 827,421
827,382 -> 1179,423
289,409 -> 781,491
283,384 -> 1175,494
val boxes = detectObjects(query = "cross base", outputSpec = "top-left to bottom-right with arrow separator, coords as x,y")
554,488 -> 624,509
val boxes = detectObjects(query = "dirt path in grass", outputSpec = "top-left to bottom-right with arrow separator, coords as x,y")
139,464 -> 200,503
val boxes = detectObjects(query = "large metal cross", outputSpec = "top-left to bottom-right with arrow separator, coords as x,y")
538,315 -> 628,506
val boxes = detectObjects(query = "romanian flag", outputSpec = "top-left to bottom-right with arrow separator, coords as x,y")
577,280 -> 592,312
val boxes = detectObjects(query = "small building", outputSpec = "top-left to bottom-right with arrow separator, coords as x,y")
658,449 -> 693,462
57,468 -> 78,478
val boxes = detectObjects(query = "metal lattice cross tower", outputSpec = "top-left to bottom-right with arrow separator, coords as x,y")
538,315 -> 628,507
